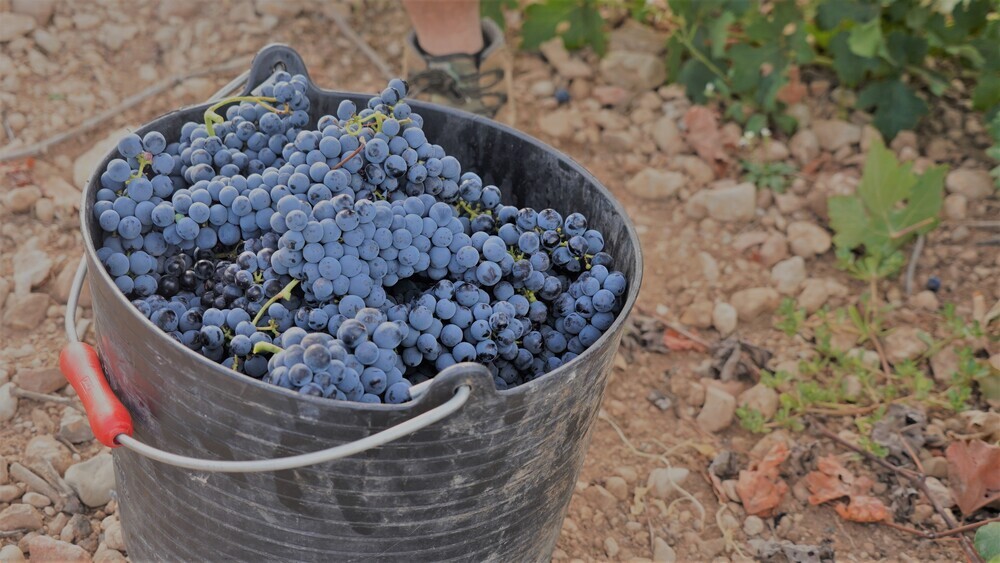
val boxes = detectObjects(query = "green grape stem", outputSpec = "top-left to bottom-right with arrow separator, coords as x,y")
204,96 -> 284,137
252,342 -> 284,355
251,279 -> 300,327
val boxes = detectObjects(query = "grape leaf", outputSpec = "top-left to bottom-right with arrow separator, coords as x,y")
976,522 -> 1000,563
521,0 -> 606,54
707,11 -> 735,58
973,74 -> 1000,111
848,18 -> 885,58
829,32 -> 882,87
816,0 -> 880,31
857,79 -> 928,140
481,0 -> 516,31
829,138 -> 945,264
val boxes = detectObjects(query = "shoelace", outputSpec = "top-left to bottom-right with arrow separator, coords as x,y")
408,67 -> 507,117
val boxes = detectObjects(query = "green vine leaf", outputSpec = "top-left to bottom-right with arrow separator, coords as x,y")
521,0 -> 606,54
848,18 -> 885,59
857,79 -> 928,140
481,0 -> 516,31
976,522 -> 1000,563
829,31 -> 882,87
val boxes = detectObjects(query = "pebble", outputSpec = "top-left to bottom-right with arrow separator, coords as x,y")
65,453 -> 115,507
0,383 -> 18,422
680,300 -> 713,329
34,198 -> 55,223
615,466 -> 638,484
4,293 -> 51,330
3,186 -> 41,213
743,515 -> 765,536
788,130 -> 820,165
604,476 -> 629,501
39,176 -> 81,210
911,290 -> 939,311
102,515 -> 126,551
604,537 -> 620,558
930,346 -> 959,384
13,368 -> 65,394
685,181 -> 756,223
731,287 -> 780,321
712,302 -> 738,336
12,239 -> 53,296
60,513 -> 92,543
0,13 -> 36,42
0,454 -> 8,483
671,155 -> 715,185
651,116 -> 686,155
812,119 -> 861,151
0,504 -> 43,532
626,168 -> 685,200
786,221 -> 832,258
653,537 -> 676,562
770,256 -> 806,295
530,80 -> 555,98
51,260 -> 92,307
0,545 -> 25,562
924,456 -> 949,479
592,85 -> 630,107
759,233 -> 789,267
583,484 -> 618,512
797,278 -> 830,313
885,327 -> 930,364
943,193 -> 967,220
697,387 -> 736,433
12,0 -> 57,24
738,384 -> 780,419
0,484 -> 21,503
945,168 -> 993,200
27,535 -> 90,562
609,19 -> 669,55
646,467 -> 689,499
58,408 -> 94,443
93,546 -> 127,563
22,492 -> 51,508
32,28 -> 61,55
538,109 -> 575,140
924,477 -> 955,508
26,435 -> 73,474
599,50 -> 666,92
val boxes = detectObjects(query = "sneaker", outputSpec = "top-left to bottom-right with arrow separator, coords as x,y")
403,18 -> 514,122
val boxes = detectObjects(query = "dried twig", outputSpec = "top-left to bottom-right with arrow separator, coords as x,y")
9,462 -> 81,514
326,6 -> 395,80
0,57 -> 251,162
812,420 -> 984,563
664,321 -> 712,349
904,234 -> 925,296
11,387 -> 84,412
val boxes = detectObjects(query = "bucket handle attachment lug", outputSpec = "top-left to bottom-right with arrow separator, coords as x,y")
61,257 -> 482,473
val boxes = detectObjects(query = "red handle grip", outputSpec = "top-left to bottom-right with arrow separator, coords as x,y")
59,342 -> 133,448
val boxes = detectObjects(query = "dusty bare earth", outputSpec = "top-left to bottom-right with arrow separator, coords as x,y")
1,1 -> 998,562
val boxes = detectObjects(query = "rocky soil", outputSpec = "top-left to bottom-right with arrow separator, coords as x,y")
1,1 -> 998,561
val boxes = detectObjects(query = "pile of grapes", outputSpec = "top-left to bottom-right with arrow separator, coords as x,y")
94,75 -> 627,404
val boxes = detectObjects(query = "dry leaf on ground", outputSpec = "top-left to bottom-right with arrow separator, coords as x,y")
805,455 -> 890,523
737,442 -> 789,516
946,440 -> 1000,515
776,66 -> 807,105
683,106 -> 729,164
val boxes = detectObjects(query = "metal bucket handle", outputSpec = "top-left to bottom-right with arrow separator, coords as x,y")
59,44 -> 485,473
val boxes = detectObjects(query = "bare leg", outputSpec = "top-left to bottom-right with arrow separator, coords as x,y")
402,0 -> 484,56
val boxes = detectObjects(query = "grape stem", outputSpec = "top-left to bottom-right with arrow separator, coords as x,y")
330,137 -> 366,171
250,279 -> 300,327
124,152 -> 153,186
204,96 -> 285,137
252,342 -> 284,355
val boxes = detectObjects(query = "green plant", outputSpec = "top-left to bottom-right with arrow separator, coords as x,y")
829,137 -> 946,282
742,159 -> 797,192
521,0 -> 607,54
988,111 -> 1000,189
736,406 -> 768,433
774,297 -> 806,336
975,521 -> 1000,563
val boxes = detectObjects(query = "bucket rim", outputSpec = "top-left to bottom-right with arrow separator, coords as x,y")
80,85 -> 644,412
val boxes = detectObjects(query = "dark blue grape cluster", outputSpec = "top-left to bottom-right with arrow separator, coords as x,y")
95,75 -> 627,403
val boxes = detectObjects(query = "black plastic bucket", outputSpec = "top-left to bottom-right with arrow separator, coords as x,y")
79,46 -> 643,561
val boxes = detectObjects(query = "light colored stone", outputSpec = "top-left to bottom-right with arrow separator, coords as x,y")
697,387 -> 736,432
930,346 -> 959,384
651,116 -> 686,155
539,109 -> 574,140
65,453 -> 115,507
670,155 -> 714,186
92,547 -> 126,563
604,476 -> 629,500
813,119 -> 861,151
22,491 -> 50,508
680,300 -> 713,329
3,186 -> 41,213
770,256 -> 806,295
609,18 -> 668,54
743,515 -> 765,536
26,435 -> 72,474
0,485 -> 21,502
600,50 -> 666,92
924,476 -> 954,508
699,252 -> 719,283
739,384 -> 780,419
0,504 -> 43,532
685,181 -> 756,222
0,13 -> 36,42
73,127 -> 133,189
712,302 -> 737,336
625,168 -> 685,200
12,239 -> 52,296
0,383 -> 17,422
13,367 -> 64,394
39,176 -> 80,209
51,259 -> 91,307
0,545 -> 25,562
653,537 -> 676,562
592,85 -> 629,106
787,221 -> 832,257
604,537 -> 619,558
759,233 -> 789,267
32,28 -> 60,55
646,467 -> 690,498
731,287 -> 781,321
58,408 -> 94,444
529,80 -> 555,98
945,168 -> 993,200
5,292 -> 51,330
12,0 -> 57,25
924,457 -> 949,479
102,516 -> 125,551
885,327 -> 930,365
582,484 -> 618,512
789,130 -> 820,165
798,278 -> 830,313
27,535 -> 90,562
943,193 -> 967,220
911,290 -> 939,311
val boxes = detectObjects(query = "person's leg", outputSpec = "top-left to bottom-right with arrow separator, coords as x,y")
402,0 -> 483,56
